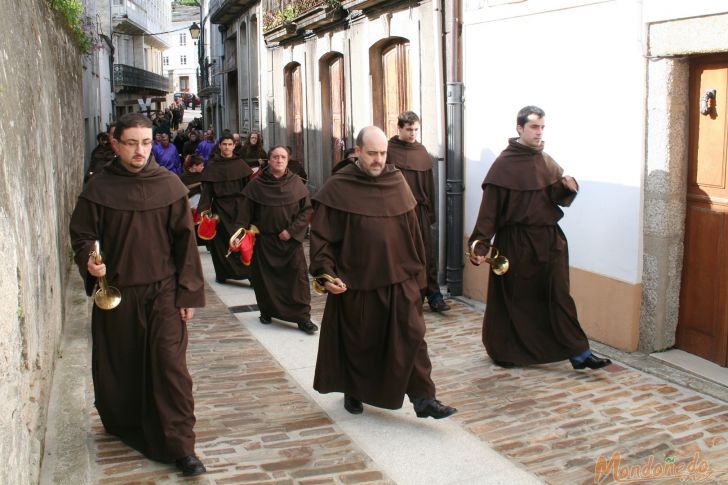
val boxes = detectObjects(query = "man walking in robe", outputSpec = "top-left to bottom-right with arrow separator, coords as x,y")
69,113 -> 207,476
387,111 -> 449,312
236,146 -> 317,334
310,126 -> 457,418
198,133 -> 253,284
468,105 -> 612,370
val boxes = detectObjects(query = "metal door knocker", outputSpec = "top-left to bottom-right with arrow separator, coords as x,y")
700,89 -> 717,117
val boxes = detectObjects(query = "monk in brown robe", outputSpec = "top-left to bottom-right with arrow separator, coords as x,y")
69,113 -> 207,477
236,145 -> 317,334
468,105 -> 612,370
310,126 -> 457,418
386,111 -> 449,312
198,134 -> 253,284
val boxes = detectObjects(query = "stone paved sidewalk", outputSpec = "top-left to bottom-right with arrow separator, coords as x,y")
416,301 -> 728,485
45,263 -> 728,484
88,285 -> 392,484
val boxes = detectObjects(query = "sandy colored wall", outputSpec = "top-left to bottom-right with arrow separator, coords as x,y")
463,238 -> 641,352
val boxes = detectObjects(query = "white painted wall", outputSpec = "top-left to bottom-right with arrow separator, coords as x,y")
463,0 -> 646,284
165,26 -> 199,95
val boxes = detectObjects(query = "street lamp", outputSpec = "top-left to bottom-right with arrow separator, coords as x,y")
189,22 -> 200,41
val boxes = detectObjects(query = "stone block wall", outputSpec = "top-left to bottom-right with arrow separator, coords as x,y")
0,1 -> 84,483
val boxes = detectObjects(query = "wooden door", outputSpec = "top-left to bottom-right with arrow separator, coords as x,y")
676,55 -> 728,366
285,64 -> 304,162
329,56 -> 346,166
379,42 -> 409,138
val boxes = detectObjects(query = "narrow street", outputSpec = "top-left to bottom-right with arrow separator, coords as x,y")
41,244 -> 728,484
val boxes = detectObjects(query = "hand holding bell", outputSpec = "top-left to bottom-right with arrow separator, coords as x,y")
466,239 -> 510,275
90,241 -> 122,310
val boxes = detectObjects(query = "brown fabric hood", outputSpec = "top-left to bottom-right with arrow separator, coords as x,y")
81,157 -> 188,210
201,155 -> 253,182
312,163 -> 416,216
386,136 -> 432,171
242,169 -> 309,206
483,138 -> 563,191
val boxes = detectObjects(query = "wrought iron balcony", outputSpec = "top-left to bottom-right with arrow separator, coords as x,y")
262,0 -> 347,40
113,64 -> 169,94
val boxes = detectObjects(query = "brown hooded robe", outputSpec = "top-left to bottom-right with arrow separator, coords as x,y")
69,157 -> 205,462
239,169 -> 313,324
198,154 -> 254,281
386,136 -> 439,297
469,138 -> 589,365
310,163 -> 437,409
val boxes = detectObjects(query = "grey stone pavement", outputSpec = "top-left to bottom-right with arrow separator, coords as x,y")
40,242 -> 728,484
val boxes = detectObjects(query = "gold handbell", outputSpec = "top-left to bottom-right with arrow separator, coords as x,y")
226,227 -> 246,257
226,225 -> 260,257
90,241 -> 122,310
467,239 -> 510,275
311,273 -> 347,295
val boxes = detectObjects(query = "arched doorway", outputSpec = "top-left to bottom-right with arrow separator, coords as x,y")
320,52 -> 346,168
284,62 -> 304,162
370,38 -> 410,138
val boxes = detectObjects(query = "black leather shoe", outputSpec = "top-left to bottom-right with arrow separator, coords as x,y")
572,354 -> 612,370
429,299 -> 451,312
344,394 -> 363,414
493,360 -> 517,368
175,455 -> 206,477
298,321 -> 318,334
215,277 -> 226,284
259,315 -> 272,324
413,399 -> 457,419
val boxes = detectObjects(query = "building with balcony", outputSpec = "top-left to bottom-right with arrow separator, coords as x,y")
164,2 -> 200,102
109,0 -> 172,117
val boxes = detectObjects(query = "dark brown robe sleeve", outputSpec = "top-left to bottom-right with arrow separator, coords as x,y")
468,184 -> 505,246
426,171 -> 436,225
236,197 -> 254,229
288,196 -> 313,243
69,197 -> 101,296
407,208 -> 428,289
550,177 -> 579,207
198,181 -> 213,213
169,197 -> 206,308
309,204 -> 344,279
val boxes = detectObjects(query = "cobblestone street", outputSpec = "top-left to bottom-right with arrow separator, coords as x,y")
44,246 -> 728,484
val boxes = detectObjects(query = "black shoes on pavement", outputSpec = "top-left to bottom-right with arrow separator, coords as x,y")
343,395 -> 457,419
175,455 -> 206,477
429,298 -> 451,312
298,320 -> 319,334
259,315 -> 318,334
493,360 -> 517,368
572,354 -> 613,370
412,398 -> 458,419
344,395 -> 364,414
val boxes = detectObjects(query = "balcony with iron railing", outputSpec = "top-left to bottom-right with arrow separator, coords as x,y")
262,0 -> 347,42
113,64 -> 169,94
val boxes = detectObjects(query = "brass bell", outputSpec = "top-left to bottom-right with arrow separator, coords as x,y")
467,239 -> 510,275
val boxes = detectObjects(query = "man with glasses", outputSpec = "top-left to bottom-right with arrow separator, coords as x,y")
69,113 -> 207,477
